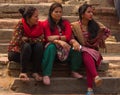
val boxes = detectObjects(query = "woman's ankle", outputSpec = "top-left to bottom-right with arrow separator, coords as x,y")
43,76 -> 50,85
95,75 -> 99,79
71,71 -> 83,78
87,88 -> 93,91
19,73 -> 29,81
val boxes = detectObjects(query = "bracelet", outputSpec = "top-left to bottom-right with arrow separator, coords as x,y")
79,45 -> 82,49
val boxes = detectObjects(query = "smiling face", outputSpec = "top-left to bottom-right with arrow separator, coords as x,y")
27,10 -> 39,26
51,7 -> 63,23
82,6 -> 93,21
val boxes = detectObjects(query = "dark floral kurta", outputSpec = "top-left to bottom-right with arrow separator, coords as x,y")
8,20 -> 44,53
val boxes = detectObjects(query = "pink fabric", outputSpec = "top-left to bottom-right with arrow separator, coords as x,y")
56,44 -> 70,61
81,46 -> 101,62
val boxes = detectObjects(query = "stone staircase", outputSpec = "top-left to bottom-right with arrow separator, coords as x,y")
0,0 -> 120,94
0,0 -> 120,53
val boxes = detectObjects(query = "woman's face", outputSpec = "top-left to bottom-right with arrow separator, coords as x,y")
82,7 -> 93,21
28,10 -> 39,26
51,7 -> 62,22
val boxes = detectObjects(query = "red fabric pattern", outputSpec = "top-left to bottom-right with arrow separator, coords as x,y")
43,19 -> 72,42
22,18 -> 43,38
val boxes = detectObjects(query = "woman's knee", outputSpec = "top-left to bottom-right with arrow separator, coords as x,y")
22,43 -> 31,51
8,51 -> 20,62
44,44 -> 57,56
46,43 -> 56,51
34,42 -> 44,50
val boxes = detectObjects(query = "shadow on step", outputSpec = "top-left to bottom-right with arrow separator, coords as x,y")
7,60 -> 109,77
10,77 -> 120,94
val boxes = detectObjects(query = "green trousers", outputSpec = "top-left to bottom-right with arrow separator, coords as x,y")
41,43 -> 82,76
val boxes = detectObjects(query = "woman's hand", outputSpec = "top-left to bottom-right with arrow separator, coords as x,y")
70,39 -> 81,51
22,37 -> 29,43
54,40 -> 71,50
47,35 -> 59,42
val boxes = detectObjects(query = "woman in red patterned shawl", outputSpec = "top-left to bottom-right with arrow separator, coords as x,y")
8,6 -> 44,81
70,3 -> 110,95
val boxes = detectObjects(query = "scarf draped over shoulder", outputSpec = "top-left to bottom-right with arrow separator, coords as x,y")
71,21 -> 110,51
22,18 -> 43,38
71,21 -> 85,45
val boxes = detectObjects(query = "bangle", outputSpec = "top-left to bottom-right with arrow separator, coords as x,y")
79,45 -> 82,49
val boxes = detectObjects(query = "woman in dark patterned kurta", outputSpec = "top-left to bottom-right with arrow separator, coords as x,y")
8,7 -> 44,81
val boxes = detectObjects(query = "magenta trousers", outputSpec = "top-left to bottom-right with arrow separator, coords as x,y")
82,52 -> 102,88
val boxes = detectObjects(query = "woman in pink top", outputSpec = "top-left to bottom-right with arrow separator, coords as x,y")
71,3 -> 110,95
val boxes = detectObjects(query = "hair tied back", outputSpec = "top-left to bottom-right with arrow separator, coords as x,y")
19,7 -> 26,17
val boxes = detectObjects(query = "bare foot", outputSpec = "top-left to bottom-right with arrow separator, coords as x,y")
118,21 -> 120,25
19,73 -> 29,82
71,71 -> 83,78
43,76 -> 50,85
32,73 -> 42,81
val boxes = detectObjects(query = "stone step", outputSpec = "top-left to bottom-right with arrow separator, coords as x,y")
0,15 -> 119,29
1,53 -> 120,64
0,41 -> 120,53
0,3 -> 119,42
0,0 -> 68,4
95,15 -> 120,41
1,53 -> 120,65
102,53 -> 120,63
0,27 -> 116,42
0,26 -> 118,42
89,0 -> 114,7
0,6 -> 120,41
0,16 -> 79,29
0,27 -> 117,40
105,42 -> 120,53
0,53 -> 110,77
0,0 -> 48,4
0,43 -> 9,53
0,3 -> 77,18
0,3 -> 115,18
10,77 -> 120,94
0,29 -> 13,41
0,0 -> 114,7
7,60 -> 109,77
0,53 -> 120,77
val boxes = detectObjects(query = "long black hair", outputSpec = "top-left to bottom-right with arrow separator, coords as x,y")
19,6 -> 37,21
78,3 -> 100,39
48,2 -> 65,32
